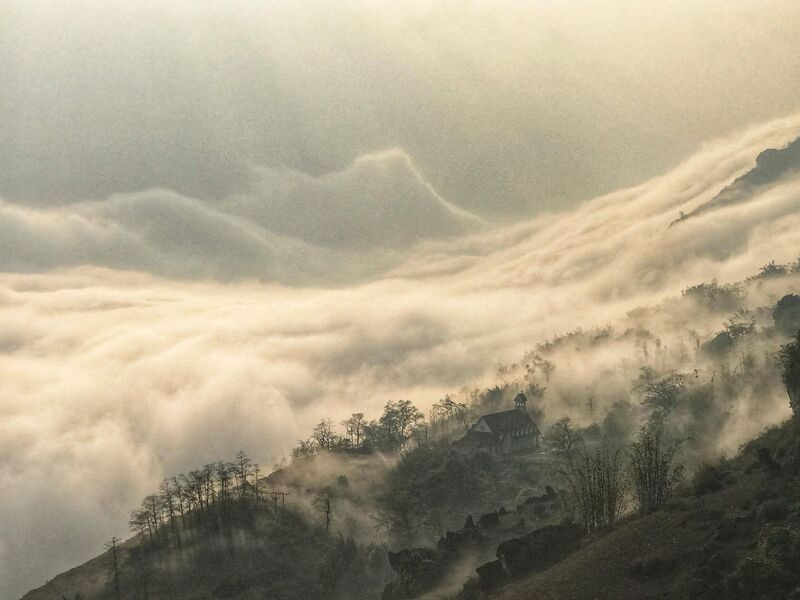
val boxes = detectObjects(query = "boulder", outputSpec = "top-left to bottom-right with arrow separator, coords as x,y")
475,560 -> 507,591
383,548 -> 449,599
478,511 -> 500,529
495,522 -> 583,577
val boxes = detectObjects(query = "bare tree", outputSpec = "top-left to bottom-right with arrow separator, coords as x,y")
553,419 -> 626,532
171,476 -> 187,527
292,437 -> 318,459
313,418 -> 335,450
159,479 -> 178,541
341,413 -> 366,448
628,425 -> 684,514
430,394 -> 470,433
314,494 -> 333,531
233,450 -> 252,505
104,537 -> 122,600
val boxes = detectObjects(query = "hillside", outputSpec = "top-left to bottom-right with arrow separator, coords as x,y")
20,263 -> 800,600
472,420 -> 800,600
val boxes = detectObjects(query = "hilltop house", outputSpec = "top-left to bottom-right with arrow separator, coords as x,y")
452,392 -> 540,455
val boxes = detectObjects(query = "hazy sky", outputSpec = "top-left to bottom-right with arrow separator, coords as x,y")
3,1 -> 800,598
4,0 -> 800,219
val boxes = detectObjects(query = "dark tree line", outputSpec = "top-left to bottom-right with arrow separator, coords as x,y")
552,417 -> 684,533
293,400 -> 426,458
128,450 -> 268,546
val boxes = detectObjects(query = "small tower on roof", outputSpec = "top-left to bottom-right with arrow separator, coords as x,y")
514,392 -> 528,412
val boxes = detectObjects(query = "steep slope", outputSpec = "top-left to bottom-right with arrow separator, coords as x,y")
671,135 -> 800,226
482,420 -> 800,600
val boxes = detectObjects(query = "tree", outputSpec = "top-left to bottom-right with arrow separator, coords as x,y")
159,479 -> 179,543
104,537 -> 122,600
233,450 -> 252,504
429,394 -> 470,432
171,476 -> 187,527
341,413 -> 366,448
292,437 -> 318,459
527,353 -> 555,384
724,309 -> 756,342
628,425 -> 683,514
313,418 -> 336,450
634,369 -> 686,415
778,330 -> 800,414
773,294 -> 800,336
553,419 -> 625,533
129,509 -> 152,542
379,400 -> 424,451
314,494 -> 333,531
215,461 -> 233,506
756,260 -> 788,279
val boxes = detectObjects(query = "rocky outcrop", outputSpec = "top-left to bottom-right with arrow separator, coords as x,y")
478,511 -> 500,529
382,548 -> 450,600
384,487 -> 566,599
474,522 -> 583,591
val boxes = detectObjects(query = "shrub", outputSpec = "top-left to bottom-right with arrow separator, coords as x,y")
628,425 -> 683,514
692,463 -> 725,496
759,500 -> 787,524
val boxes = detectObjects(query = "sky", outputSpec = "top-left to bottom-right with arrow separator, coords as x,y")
3,1 -> 800,598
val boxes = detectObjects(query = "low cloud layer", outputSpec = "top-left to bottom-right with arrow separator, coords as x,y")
4,114 -> 800,598
0,148 -> 482,284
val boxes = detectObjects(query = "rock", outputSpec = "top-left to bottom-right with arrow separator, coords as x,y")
726,557 -> 796,599
495,522 -> 583,578
458,578 -> 487,600
436,526 -> 482,554
628,559 -> 644,576
478,511 -> 500,529
475,560 -> 507,591
629,556 -> 676,578
759,500 -> 788,523
532,503 -> 547,519
383,548 -> 449,599
756,447 -> 782,475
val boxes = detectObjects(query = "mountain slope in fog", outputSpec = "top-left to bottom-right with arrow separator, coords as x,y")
671,135 -> 800,226
490,420 -> 800,600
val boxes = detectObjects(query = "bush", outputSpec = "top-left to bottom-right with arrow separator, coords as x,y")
759,500 -> 788,524
692,464 -> 725,496
778,331 -> 800,414
553,421 -> 625,532
774,294 -> 800,336
628,425 -> 683,514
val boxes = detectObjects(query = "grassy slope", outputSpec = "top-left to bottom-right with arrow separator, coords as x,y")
21,538 -> 135,600
491,421 -> 800,600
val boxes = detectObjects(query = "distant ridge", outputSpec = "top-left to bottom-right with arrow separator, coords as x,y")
670,135 -> 800,227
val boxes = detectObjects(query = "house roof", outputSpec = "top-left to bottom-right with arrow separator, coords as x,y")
451,430 -> 497,448
479,408 -> 539,435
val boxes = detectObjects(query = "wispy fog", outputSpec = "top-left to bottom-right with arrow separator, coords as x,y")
4,1 -> 800,597
3,113 -> 800,597
3,0 -> 800,216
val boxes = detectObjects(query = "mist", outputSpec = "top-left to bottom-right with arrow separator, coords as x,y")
4,0 -> 800,217
3,112 -> 800,597
5,2 -> 800,597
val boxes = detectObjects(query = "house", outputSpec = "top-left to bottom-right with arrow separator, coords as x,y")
452,392 -> 540,455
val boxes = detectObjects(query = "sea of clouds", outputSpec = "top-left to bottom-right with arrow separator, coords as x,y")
3,112 -> 800,597
4,1 -> 800,596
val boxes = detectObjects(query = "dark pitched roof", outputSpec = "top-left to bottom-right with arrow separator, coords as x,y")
480,409 -> 539,435
451,430 -> 497,448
